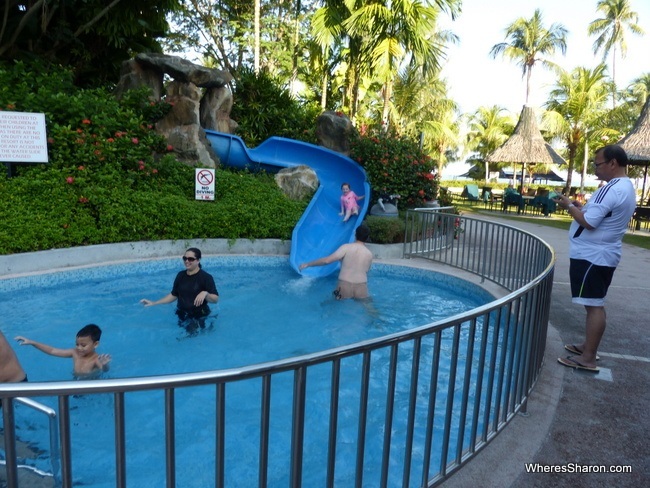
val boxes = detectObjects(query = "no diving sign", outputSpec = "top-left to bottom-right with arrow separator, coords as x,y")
195,168 -> 215,201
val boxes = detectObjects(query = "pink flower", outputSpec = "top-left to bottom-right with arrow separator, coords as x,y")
66,177 -> 75,184
131,138 -> 139,144
78,196 -> 89,204
152,168 -> 158,174
77,165 -> 85,171
138,161 -> 146,170
106,138 -> 114,143
166,144 -> 174,152
82,119 -> 91,125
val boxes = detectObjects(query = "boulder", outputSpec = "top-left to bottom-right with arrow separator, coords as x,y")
315,111 -> 355,155
156,81 -> 219,167
114,59 -> 164,100
274,165 -> 319,200
200,86 -> 235,132
134,53 -> 232,88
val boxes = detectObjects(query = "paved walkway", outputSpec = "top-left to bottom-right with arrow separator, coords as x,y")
445,213 -> 650,487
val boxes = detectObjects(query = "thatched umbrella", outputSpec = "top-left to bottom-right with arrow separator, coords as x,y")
487,105 -> 566,190
618,95 -> 650,204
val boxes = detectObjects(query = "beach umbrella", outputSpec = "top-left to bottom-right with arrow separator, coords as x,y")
487,105 -> 566,190
618,96 -> 650,204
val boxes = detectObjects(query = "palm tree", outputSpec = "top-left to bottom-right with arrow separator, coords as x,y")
311,0 -> 460,120
544,65 -> 612,193
587,0 -> 645,105
391,66 -> 461,174
465,106 -> 515,182
490,9 -> 568,104
344,0 -> 460,127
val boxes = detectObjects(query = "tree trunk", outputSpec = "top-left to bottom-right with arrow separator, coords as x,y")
564,144 -> 577,195
381,80 -> 393,131
254,0 -> 260,74
321,70 -> 328,109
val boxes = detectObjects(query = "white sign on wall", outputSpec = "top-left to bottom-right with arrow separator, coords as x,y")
0,111 -> 48,163
195,168 -> 215,200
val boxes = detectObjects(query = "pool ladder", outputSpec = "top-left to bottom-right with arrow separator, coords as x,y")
1,397 -> 60,487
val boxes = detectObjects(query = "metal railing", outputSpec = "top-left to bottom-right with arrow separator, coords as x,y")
0,213 -> 554,488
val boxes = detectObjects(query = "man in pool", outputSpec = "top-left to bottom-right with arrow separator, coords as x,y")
0,329 -> 27,383
299,224 -> 373,300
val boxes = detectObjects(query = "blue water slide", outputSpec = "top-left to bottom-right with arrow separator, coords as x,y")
203,130 -> 370,277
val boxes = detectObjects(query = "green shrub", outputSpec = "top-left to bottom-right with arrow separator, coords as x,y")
349,130 -> 437,207
230,67 -> 321,146
365,216 -> 405,244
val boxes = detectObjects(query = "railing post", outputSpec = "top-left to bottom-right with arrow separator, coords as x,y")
2,398 -> 19,488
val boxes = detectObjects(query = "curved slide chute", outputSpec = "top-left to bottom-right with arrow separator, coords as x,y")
204,130 -> 370,277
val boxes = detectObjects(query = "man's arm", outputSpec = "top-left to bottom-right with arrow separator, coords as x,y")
299,247 -> 346,270
554,196 -> 594,230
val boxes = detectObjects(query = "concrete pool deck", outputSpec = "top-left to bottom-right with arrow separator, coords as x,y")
443,215 -> 650,488
1,225 -> 648,486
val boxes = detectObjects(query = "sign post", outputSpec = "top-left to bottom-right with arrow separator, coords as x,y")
195,168 -> 215,201
0,111 -> 49,177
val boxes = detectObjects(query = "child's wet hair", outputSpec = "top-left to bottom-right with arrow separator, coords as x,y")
77,324 -> 102,342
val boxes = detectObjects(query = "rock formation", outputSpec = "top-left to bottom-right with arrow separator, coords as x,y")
274,165 -> 319,200
114,53 -> 235,167
315,111 -> 355,156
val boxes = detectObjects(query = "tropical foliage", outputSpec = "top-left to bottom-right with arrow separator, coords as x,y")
465,106 -> 515,182
0,61 -> 305,254
0,0 -> 181,85
490,9 -> 568,103
544,65 -> 613,191
588,0 -> 645,105
349,129 -> 438,206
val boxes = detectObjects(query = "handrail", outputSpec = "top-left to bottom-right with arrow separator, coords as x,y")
2,398 -> 60,485
1,215 -> 555,488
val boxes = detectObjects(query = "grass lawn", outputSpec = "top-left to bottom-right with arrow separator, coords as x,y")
453,200 -> 650,251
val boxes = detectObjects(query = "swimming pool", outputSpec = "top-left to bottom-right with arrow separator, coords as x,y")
1,256 -> 496,487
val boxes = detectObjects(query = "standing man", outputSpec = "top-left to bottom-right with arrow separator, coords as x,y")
0,329 -> 27,383
300,224 -> 373,299
555,145 -> 636,372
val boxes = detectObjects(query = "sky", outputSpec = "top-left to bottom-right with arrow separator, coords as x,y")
438,0 -> 650,116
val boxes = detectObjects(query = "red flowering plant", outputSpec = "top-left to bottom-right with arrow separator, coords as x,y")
349,129 -> 437,207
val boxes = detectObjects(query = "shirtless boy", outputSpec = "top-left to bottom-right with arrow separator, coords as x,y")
16,324 -> 111,379
300,224 -> 373,299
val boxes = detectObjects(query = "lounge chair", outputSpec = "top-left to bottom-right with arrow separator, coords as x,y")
461,184 -> 479,202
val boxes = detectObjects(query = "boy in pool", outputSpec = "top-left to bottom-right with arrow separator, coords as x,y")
15,324 -> 111,379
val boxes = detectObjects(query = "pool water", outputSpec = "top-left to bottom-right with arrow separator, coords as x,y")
1,256 -> 495,487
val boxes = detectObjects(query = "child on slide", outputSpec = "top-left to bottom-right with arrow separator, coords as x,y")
339,182 -> 364,222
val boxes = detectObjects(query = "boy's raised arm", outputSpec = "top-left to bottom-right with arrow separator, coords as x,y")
15,336 -> 74,358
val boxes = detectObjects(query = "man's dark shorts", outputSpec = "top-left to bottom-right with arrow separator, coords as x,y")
570,258 -> 616,306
